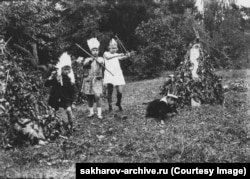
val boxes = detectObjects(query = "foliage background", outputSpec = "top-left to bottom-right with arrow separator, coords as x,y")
0,0 -> 250,78
0,1 -> 250,176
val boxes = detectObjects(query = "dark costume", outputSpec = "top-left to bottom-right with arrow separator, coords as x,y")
81,57 -> 104,96
146,97 -> 178,120
45,75 -> 77,111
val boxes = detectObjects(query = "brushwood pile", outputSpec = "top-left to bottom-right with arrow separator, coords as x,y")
0,54 -> 68,149
160,43 -> 224,107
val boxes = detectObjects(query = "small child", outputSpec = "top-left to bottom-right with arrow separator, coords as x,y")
103,38 -> 130,112
80,38 -> 104,119
45,52 -> 77,132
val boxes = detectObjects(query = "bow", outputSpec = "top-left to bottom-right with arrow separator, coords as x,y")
115,35 -> 128,53
5,36 -> 13,45
75,43 -> 114,76
115,35 -> 135,65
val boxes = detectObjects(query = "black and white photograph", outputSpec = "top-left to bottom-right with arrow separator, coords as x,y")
0,0 -> 250,178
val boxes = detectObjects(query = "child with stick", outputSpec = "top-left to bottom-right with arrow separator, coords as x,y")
79,38 -> 105,119
103,38 -> 130,112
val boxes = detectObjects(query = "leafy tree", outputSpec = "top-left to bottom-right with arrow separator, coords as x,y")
203,1 -> 250,68
132,0 -> 199,78
134,13 -> 185,78
99,0 -> 157,50
1,0 -> 59,68
54,0 -> 103,52
167,0 -> 197,15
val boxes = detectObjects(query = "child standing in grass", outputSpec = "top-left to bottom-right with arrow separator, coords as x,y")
103,38 -> 130,112
45,52 -> 77,133
80,38 -> 104,119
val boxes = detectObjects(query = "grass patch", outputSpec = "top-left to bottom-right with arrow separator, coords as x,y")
0,69 -> 250,177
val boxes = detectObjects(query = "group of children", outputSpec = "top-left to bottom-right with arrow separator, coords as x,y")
45,38 -> 131,132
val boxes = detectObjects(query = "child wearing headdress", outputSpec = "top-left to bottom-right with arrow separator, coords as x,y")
80,38 -> 104,119
45,52 -> 77,132
103,38 -> 130,112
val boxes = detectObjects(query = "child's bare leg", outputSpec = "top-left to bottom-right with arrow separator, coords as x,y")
107,84 -> 113,112
87,95 -> 95,117
95,94 -> 101,108
87,95 -> 94,107
116,85 -> 123,111
66,106 -> 73,129
95,94 -> 103,119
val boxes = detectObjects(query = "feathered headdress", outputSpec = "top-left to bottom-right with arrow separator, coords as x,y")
109,38 -> 118,49
56,52 -> 72,69
167,93 -> 178,99
160,93 -> 178,104
56,52 -> 75,85
87,38 -> 100,51
168,74 -> 174,78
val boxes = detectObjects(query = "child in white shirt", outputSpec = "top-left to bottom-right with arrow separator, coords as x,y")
103,39 -> 130,112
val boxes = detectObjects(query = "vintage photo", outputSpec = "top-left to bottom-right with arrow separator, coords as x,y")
0,0 -> 250,178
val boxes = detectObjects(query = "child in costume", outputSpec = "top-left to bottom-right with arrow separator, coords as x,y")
45,52 -> 77,132
80,38 -> 104,119
103,38 -> 130,112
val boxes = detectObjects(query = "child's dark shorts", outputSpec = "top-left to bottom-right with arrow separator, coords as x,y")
49,98 -> 72,111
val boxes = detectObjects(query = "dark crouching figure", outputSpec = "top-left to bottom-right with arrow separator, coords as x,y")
145,94 -> 178,122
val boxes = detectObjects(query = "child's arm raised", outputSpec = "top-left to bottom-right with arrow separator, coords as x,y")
76,57 -> 84,63
71,83 -> 78,105
103,52 -> 124,60
96,57 -> 105,65
83,57 -> 94,67
44,71 -> 57,87
103,51 -> 131,60
118,52 -> 131,60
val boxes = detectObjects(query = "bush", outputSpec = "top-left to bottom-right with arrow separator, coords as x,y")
134,15 -> 185,78
0,54 -> 70,148
160,42 -> 224,107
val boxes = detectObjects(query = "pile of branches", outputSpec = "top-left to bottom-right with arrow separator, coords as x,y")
160,44 -> 224,107
224,79 -> 249,93
0,54 -> 69,149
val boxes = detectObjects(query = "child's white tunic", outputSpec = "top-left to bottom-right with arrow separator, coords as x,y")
103,51 -> 126,86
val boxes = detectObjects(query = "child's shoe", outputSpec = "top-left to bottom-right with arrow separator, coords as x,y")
87,107 -> 94,118
116,102 -> 123,111
97,115 -> 103,119
97,107 -> 103,119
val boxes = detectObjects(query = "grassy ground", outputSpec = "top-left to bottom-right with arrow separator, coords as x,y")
0,69 -> 250,178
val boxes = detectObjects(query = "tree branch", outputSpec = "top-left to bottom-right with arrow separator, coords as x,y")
13,43 -> 37,67
13,44 -> 34,59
